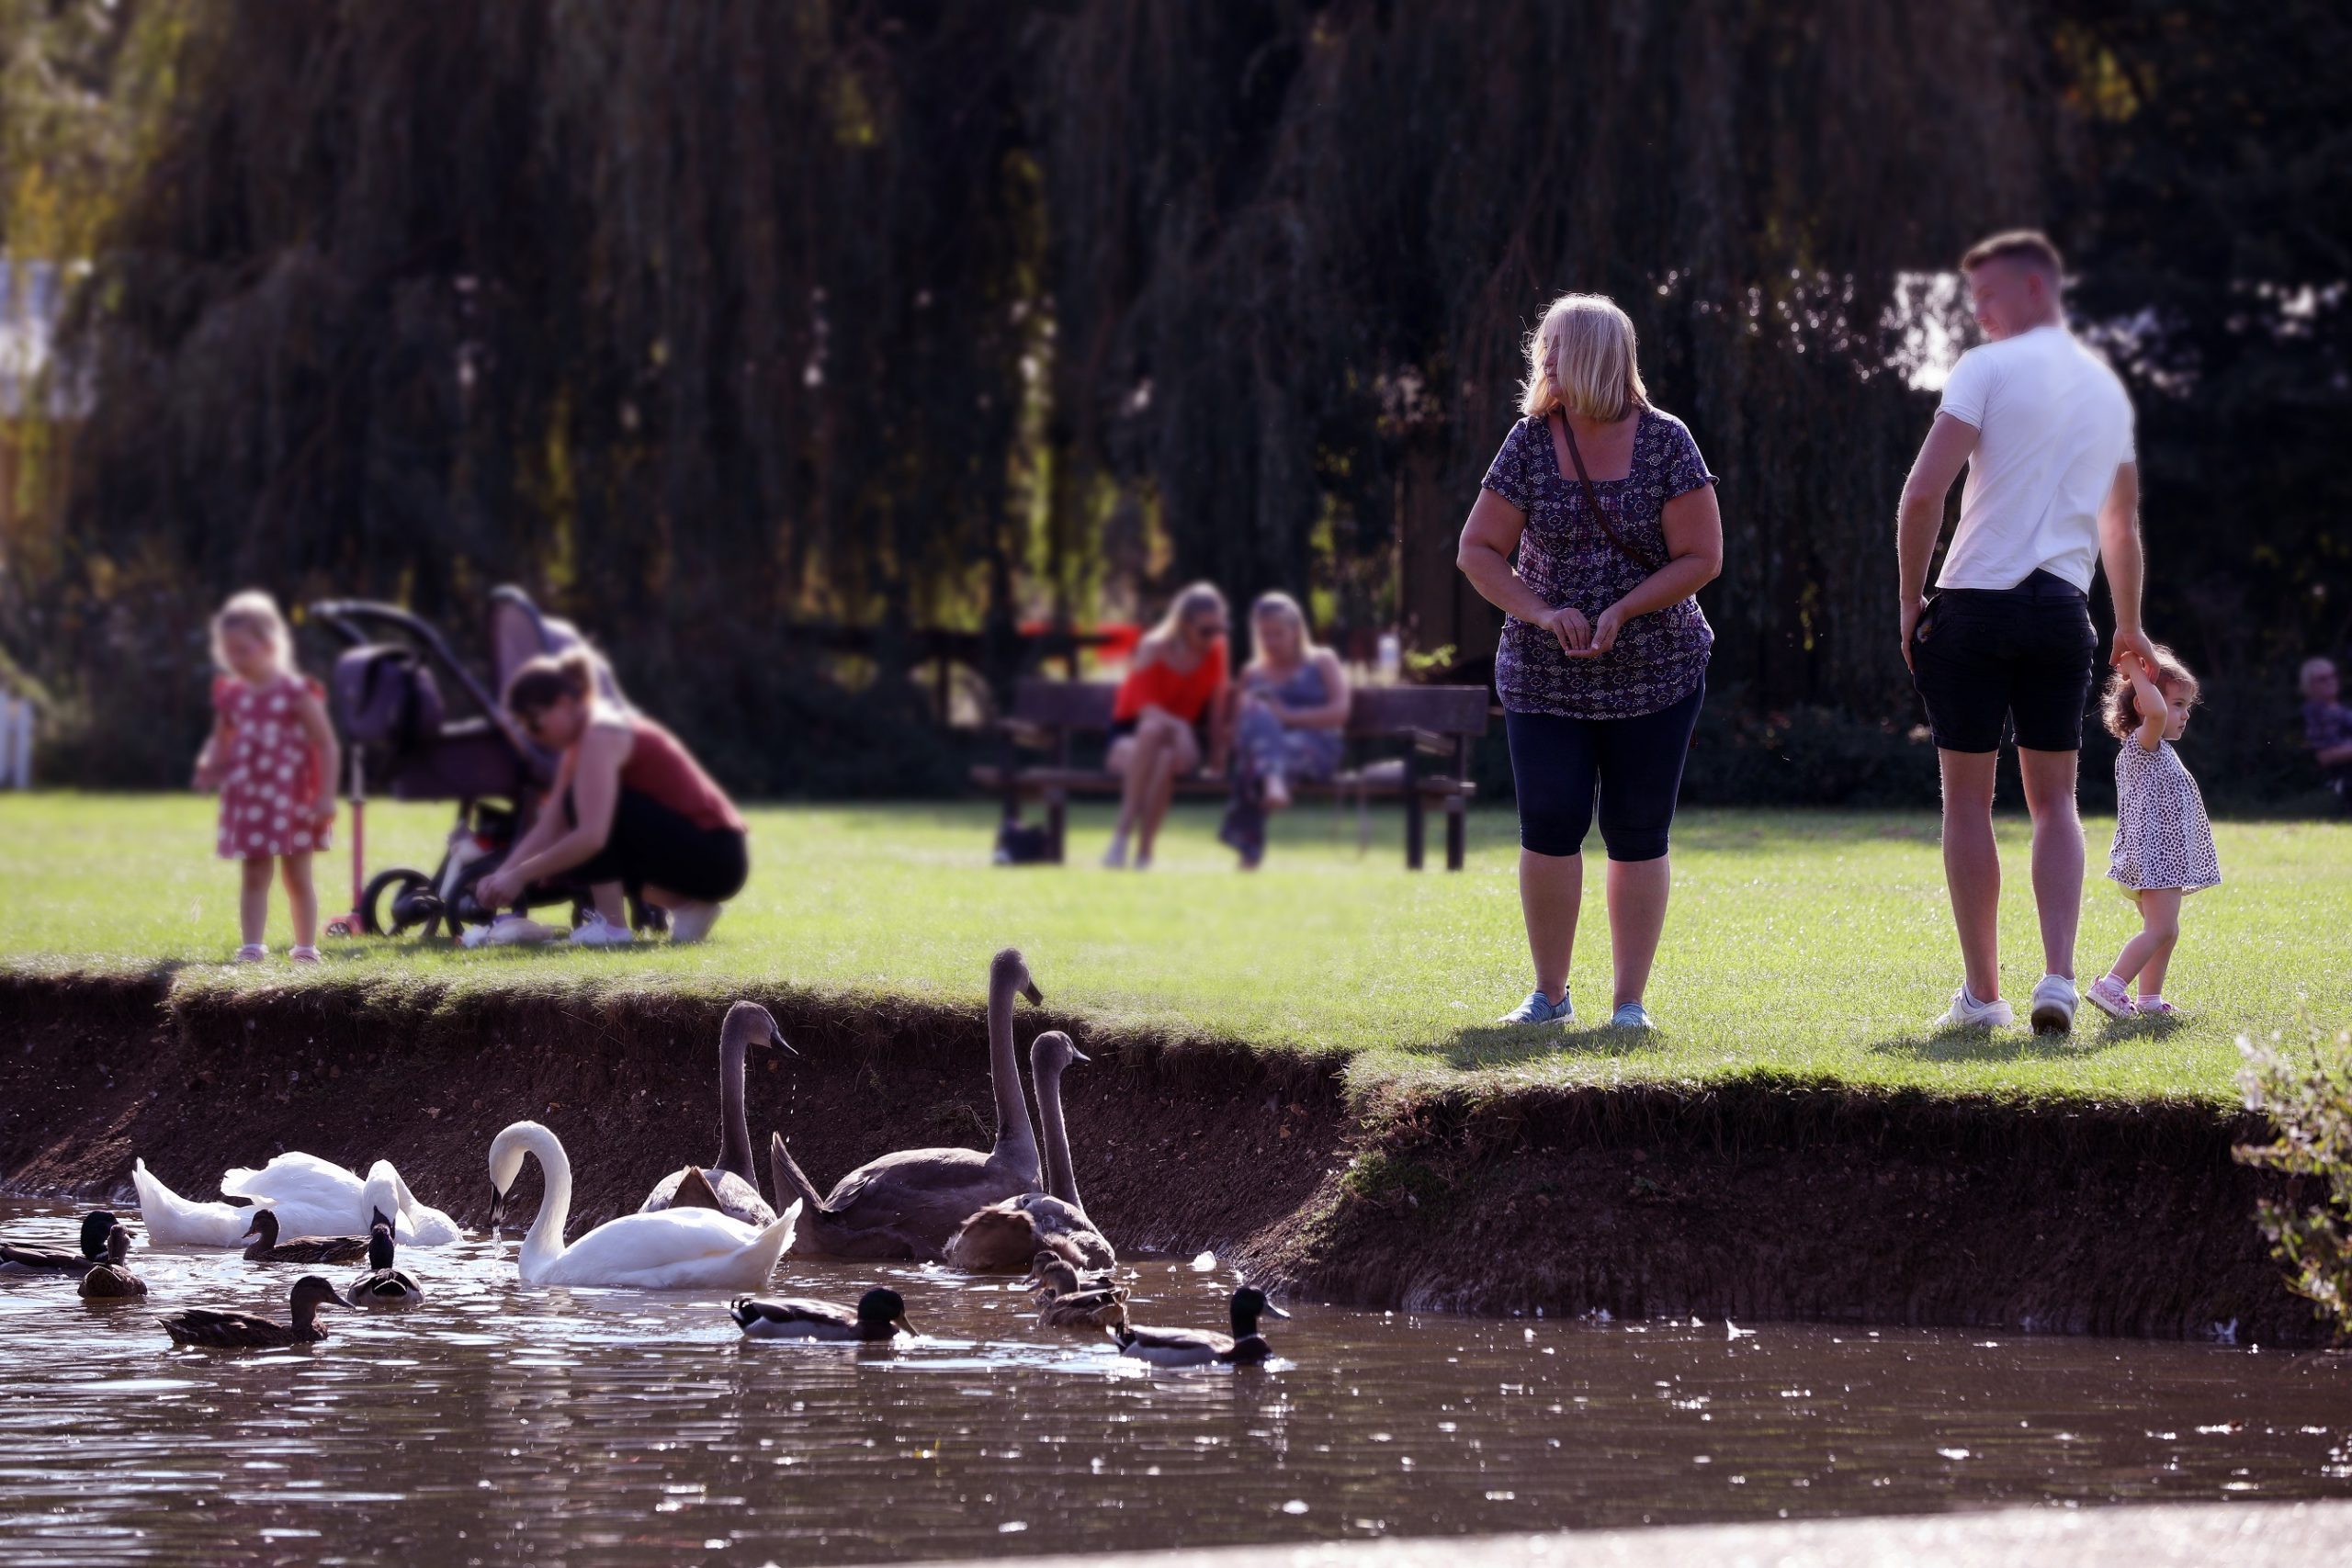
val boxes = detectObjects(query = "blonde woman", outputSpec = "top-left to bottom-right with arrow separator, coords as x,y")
1103,582 -> 1230,869
1457,293 -> 1724,1029
1218,592 -> 1350,868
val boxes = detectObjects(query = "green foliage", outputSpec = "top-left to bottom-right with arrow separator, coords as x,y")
0,2 -> 2342,798
2234,1022 -> 2352,1337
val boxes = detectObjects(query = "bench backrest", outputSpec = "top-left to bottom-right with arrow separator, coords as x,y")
1007,678 -> 1488,738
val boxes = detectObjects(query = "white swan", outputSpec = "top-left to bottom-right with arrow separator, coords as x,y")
131,1158 -> 269,1248
488,1121 -> 798,1290
218,1152 -> 461,1247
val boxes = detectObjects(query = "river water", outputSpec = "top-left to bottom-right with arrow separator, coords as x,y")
1,1199 -> 2346,1566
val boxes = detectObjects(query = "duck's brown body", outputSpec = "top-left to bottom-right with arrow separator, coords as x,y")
243,1210 -> 370,1266
79,1226 -> 146,1299
162,1276 -> 351,1348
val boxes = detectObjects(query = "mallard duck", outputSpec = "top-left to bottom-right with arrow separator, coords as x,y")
1029,1254 -> 1127,1331
641,1001 -> 795,1227
729,1287 -> 915,1342
944,1031 -> 1116,1272
1113,1285 -> 1289,1368
243,1208 -> 370,1266
349,1220 -> 424,1307
489,1121 -> 798,1290
772,950 -> 1046,1260
161,1275 -> 353,1348
0,1210 -> 120,1274
78,1225 -> 147,1299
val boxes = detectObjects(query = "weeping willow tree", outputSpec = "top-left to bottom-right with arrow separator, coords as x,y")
6,0 -> 2343,795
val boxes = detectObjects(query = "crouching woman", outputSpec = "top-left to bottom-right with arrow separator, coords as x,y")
475,650 -> 748,944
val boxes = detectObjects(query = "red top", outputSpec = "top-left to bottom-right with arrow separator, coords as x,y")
620,716 -> 744,832
1113,638 -> 1227,725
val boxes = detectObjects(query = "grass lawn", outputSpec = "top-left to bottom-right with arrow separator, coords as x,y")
3,792 -> 2345,1105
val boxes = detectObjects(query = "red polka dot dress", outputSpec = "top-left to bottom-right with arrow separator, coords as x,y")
213,672 -> 333,860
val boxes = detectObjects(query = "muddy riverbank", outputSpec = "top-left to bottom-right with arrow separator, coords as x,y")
0,969 -> 2319,1343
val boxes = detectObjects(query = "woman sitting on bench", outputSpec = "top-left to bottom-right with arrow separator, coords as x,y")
475,649 -> 748,944
1219,592 -> 1351,869
1102,582 -> 1230,869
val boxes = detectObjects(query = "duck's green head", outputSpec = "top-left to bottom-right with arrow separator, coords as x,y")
857,1288 -> 914,1337
79,1210 -> 120,1259
368,1223 -> 395,1272
1230,1285 -> 1290,1337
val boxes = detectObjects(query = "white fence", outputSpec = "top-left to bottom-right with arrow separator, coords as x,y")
0,692 -> 32,788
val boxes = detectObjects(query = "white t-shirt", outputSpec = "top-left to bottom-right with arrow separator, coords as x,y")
1934,323 -> 2135,592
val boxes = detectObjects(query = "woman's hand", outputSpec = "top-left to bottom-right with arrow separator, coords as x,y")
474,868 -> 519,909
1576,602 -> 1630,657
1541,605 -> 1592,653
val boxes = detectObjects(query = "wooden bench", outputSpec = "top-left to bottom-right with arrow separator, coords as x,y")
971,679 -> 1489,870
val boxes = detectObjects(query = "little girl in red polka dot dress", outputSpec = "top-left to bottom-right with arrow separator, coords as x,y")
192,591 -> 341,964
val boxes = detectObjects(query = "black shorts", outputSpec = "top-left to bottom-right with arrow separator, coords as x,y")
1504,679 -> 1705,863
1909,570 -> 2098,753
566,786 -> 749,902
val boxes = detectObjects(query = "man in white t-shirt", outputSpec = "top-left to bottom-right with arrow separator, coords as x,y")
1895,230 -> 2158,1035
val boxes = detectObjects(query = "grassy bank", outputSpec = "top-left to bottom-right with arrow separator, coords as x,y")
4,793 -> 2346,1103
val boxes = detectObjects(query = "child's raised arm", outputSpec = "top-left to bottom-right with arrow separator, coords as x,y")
294,684 -> 341,822
2129,662 -> 2166,753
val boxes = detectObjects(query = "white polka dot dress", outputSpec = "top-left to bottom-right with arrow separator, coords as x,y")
213,672 -> 333,860
2108,739 -> 2219,894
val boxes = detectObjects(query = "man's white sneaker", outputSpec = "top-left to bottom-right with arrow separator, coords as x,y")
2029,974 -> 2077,1035
570,912 -> 636,948
1932,985 -> 2013,1030
666,898 -> 722,943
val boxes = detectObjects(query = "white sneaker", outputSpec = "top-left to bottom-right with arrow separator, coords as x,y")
570,912 -> 636,948
2030,974 -> 2077,1035
666,898 -> 721,943
1932,984 -> 2013,1030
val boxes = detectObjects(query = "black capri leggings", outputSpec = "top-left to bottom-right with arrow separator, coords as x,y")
1505,680 -> 1704,862
566,787 -> 750,902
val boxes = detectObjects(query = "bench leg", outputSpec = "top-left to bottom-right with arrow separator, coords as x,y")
1046,791 -> 1068,865
1404,792 -> 1425,871
1445,794 -> 1465,871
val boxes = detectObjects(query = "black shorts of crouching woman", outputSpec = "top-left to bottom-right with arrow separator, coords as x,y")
1909,569 -> 2098,754
563,786 -> 749,903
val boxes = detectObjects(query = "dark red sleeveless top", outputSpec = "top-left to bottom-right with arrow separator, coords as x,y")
618,717 -> 744,832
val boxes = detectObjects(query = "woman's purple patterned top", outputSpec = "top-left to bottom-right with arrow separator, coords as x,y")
1479,408 -> 1717,720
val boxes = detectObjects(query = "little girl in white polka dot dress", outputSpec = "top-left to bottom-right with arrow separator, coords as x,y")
192,591 -> 340,964
2086,644 -> 2220,1021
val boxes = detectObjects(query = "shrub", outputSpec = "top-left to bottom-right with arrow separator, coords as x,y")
2234,1022 -> 2352,1338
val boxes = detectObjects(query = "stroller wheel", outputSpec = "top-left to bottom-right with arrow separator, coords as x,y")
362,868 -> 443,938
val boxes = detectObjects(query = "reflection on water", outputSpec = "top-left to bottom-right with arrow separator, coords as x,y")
1,1199 -> 2346,1566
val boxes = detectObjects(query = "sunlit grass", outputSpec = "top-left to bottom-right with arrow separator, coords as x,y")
3,792 -> 2344,1105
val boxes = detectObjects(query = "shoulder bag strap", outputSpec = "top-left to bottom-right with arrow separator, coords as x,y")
1553,412 -> 1666,573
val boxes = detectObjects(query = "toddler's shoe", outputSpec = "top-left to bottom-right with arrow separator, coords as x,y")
232,943 -> 266,964
2136,998 -> 2179,1019
288,945 -> 322,965
1931,984 -> 2012,1030
1498,988 -> 1574,1027
2029,974 -> 2078,1035
2085,976 -> 2136,1019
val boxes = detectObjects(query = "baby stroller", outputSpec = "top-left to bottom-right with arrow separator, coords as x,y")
307,585 -> 647,942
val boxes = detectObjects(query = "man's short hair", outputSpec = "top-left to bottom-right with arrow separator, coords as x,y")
1960,230 -> 2064,279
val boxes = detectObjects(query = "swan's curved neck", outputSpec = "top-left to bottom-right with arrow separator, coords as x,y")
1035,1058 -> 1081,1210
987,970 -> 1040,1181
516,1128 -> 573,1274
716,1035 -> 754,1181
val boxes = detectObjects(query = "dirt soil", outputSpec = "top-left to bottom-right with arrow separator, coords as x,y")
0,971 -> 2322,1344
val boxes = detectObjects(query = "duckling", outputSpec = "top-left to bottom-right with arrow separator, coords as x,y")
348,1218 -> 424,1307
161,1275 -> 354,1348
728,1287 -> 915,1343
1112,1284 -> 1289,1368
242,1208 -> 370,1267
78,1225 -> 147,1300
1028,1254 -> 1128,1331
0,1210 -> 120,1275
